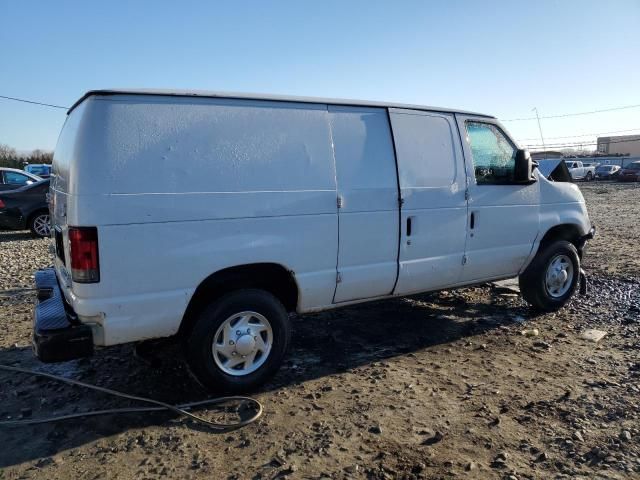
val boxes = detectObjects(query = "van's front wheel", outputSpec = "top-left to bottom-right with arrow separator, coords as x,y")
519,240 -> 580,312
185,289 -> 291,393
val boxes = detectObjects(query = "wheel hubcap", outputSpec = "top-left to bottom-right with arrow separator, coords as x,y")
212,311 -> 273,376
33,214 -> 50,237
545,254 -> 574,298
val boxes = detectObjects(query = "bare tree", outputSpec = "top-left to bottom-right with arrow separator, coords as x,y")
0,144 -> 53,168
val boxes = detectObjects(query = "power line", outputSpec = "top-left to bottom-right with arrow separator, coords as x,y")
502,103 -> 640,121
0,94 -> 68,110
523,137 -> 640,149
526,139 -> 640,148
517,127 -> 640,142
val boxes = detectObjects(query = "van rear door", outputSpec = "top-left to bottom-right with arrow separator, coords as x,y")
50,100 -> 88,288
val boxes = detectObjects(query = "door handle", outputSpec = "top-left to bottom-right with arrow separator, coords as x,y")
470,212 -> 476,230
406,216 -> 413,236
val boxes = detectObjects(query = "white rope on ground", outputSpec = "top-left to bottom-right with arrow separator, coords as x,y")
0,364 -> 263,431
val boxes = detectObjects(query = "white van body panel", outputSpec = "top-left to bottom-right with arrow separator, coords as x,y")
329,106 -> 399,303
50,91 -> 592,347
53,96 -> 341,344
518,174 -> 592,272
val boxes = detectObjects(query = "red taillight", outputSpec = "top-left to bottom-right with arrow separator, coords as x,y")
0,198 -> 5,208
68,227 -> 100,283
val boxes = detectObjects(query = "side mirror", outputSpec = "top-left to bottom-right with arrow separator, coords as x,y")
514,149 -> 535,183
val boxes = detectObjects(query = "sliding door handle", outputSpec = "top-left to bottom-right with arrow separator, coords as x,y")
406,216 -> 413,236
470,212 -> 476,230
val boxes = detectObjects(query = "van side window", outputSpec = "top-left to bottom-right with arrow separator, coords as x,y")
465,122 -> 516,185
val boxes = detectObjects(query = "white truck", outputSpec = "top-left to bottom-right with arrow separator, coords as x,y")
565,160 -> 596,181
34,89 -> 595,392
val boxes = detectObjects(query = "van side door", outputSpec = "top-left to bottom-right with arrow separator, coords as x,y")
456,116 -> 540,282
389,109 -> 467,294
330,106 -> 400,303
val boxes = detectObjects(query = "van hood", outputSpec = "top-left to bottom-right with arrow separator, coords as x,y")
536,160 -> 572,182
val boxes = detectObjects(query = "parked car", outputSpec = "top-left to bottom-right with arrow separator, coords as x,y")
565,161 -> 596,181
594,164 -> 621,180
0,179 -> 50,237
617,161 -> 640,182
34,89 -> 595,392
24,163 -> 52,179
0,167 -> 42,191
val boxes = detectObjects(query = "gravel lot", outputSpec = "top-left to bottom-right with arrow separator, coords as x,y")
1,182 -> 639,480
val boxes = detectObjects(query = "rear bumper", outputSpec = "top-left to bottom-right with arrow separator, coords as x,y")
33,268 -> 94,363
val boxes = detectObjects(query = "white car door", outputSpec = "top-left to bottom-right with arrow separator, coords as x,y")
390,109 -> 467,295
456,116 -> 540,282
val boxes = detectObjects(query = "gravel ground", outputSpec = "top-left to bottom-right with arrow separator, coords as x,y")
0,182 -> 639,480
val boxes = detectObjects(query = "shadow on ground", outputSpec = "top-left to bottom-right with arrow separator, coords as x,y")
0,288 -> 537,467
0,230 -> 36,244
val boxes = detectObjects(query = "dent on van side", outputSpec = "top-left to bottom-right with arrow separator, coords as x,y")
33,90 -> 595,392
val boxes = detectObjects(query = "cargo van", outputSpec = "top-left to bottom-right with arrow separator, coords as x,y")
35,90 -> 595,392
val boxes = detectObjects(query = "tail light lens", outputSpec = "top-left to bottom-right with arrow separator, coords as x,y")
0,198 -> 5,208
68,227 -> 100,283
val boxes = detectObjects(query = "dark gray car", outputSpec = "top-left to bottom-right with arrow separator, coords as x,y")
0,179 -> 50,237
0,167 -> 42,191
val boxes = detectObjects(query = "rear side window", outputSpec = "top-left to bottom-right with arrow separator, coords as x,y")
4,171 -> 30,185
466,122 -> 516,185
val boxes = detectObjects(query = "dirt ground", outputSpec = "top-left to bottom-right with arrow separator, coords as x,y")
1,182 -> 639,480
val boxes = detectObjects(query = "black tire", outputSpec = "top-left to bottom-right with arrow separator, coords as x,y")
28,210 -> 50,238
519,240 -> 580,312
185,289 -> 291,393
586,171 -> 593,181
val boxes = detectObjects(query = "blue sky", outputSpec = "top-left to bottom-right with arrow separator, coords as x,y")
1,0 -> 639,152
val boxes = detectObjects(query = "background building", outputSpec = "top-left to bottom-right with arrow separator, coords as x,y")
597,134 -> 640,156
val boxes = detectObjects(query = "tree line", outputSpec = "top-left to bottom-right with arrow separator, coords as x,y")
0,144 -> 53,169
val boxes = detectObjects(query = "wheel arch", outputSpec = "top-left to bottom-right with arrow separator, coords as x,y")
537,223 -> 585,260
178,262 -> 299,338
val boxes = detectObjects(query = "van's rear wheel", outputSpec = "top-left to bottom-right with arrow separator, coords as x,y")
185,289 -> 291,392
519,240 -> 580,312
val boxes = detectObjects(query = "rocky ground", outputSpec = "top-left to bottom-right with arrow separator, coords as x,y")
0,181 -> 638,480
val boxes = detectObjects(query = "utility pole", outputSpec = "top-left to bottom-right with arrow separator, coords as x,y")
532,107 -> 546,152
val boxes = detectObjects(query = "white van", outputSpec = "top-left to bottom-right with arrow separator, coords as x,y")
34,89 -> 595,392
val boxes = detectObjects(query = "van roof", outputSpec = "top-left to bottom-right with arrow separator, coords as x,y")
68,89 -> 495,119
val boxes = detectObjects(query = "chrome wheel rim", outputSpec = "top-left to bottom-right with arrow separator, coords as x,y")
33,214 -> 50,237
212,311 -> 273,376
545,254 -> 574,298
